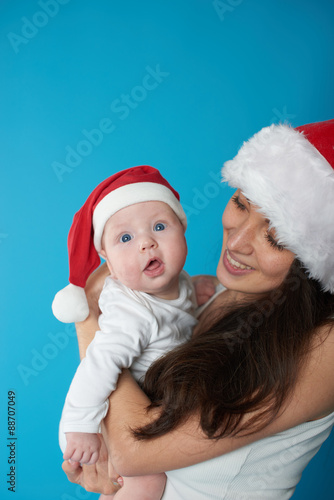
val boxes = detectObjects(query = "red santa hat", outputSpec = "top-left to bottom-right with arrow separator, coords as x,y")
221,118 -> 334,293
52,165 -> 187,323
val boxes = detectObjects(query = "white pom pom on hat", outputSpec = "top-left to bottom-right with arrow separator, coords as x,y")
221,118 -> 334,293
52,165 -> 187,323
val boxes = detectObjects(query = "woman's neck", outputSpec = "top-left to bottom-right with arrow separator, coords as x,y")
194,288 -> 248,336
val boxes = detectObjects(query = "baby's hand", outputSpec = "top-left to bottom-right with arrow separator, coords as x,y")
193,276 -> 217,306
64,432 -> 101,465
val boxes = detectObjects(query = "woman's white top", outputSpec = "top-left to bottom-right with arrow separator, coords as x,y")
163,284 -> 334,499
163,411 -> 334,499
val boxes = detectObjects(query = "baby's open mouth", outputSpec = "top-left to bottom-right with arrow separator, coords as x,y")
145,259 -> 162,271
144,258 -> 165,276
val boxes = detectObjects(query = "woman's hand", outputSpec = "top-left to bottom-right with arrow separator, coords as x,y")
84,262 -> 110,318
193,275 -> 217,306
62,435 -> 122,496
75,263 -> 110,359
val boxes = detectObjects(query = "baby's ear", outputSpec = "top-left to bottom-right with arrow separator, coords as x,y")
99,250 -> 115,278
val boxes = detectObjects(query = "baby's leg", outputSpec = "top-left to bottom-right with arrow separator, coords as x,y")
115,473 -> 166,500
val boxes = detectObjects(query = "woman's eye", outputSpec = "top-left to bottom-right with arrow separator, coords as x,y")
265,232 -> 284,252
120,233 -> 132,243
154,223 -> 166,232
232,194 -> 246,211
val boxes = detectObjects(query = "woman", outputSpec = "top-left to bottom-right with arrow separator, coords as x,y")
63,119 -> 334,499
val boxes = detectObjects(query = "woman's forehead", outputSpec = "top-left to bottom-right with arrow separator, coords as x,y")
238,190 -> 273,227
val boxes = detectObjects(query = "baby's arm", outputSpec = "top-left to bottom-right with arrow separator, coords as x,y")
63,432 -> 101,465
60,280 -> 152,464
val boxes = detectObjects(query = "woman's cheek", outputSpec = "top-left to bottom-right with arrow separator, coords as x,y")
261,252 -> 295,283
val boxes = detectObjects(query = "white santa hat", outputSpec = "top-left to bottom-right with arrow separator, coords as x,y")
221,119 -> 334,293
52,165 -> 187,323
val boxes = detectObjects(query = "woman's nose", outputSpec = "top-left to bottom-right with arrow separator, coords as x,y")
227,221 -> 255,254
139,236 -> 157,252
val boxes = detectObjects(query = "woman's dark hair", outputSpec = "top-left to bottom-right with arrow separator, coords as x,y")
134,260 -> 334,440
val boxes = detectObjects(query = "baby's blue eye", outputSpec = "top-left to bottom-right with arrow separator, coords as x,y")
120,233 -> 132,243
154,223 -> 166,232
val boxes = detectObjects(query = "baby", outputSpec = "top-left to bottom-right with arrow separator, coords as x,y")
52,166 -> 214,500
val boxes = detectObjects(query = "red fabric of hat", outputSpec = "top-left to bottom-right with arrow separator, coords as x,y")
296,119 -> 334,170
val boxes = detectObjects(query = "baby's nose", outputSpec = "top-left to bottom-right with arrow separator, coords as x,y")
140,237 -> 157,252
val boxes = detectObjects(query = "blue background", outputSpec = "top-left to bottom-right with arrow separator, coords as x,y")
1,1 -> 334,499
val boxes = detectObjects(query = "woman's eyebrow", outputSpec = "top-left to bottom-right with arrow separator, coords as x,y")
265,218 -> 277,233
239,192 -> 250,203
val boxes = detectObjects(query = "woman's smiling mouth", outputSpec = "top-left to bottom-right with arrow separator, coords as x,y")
223,249 -> 254,275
